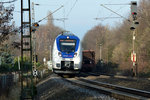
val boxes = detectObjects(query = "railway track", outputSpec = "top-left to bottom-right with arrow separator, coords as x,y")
64,76 -> 150,100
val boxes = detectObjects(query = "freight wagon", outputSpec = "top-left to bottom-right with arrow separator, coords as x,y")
82,50 -> 95,72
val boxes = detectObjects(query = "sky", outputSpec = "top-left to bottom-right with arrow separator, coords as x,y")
2,0 -> 140,40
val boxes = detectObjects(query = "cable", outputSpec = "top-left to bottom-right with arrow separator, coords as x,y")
100,3 -> 130,5
100,4 -> 130,22
34,3 -> 59,7
63,6 -> 66,30
103,6 -> 124,21
96,6 -> 124,22
0,0 -> 17,3
37,5 -> 64,23
13,5 -> 64,33
95,17 -> 122,20
66,0 -> 78,17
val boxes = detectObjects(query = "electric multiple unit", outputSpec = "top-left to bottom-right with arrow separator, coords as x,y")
52,32 -> 82,74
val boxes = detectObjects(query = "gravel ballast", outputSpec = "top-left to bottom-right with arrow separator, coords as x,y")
36,75 -> 115,100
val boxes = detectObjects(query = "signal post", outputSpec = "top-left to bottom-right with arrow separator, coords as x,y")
130,1 -> 139,77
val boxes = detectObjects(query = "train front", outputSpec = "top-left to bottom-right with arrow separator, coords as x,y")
52,34 -> 82,74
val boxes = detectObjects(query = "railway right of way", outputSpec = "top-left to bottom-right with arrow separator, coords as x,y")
64,76 -> 150,100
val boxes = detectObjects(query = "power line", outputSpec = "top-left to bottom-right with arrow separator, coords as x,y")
34,3 -> 59,7
95,17 -> 122,20
0,0 -> 17,3
96,6 -> 125,21
12,5 -> 64,33
37,5 -> 64,23
100,4 -> 130,22
43,18 -> 68,21
66,0 -> 78,17
101,3 -> 130,5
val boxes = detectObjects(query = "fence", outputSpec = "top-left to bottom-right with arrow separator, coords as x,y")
0,73 -> 19,95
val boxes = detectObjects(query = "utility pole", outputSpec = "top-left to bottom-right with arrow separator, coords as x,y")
31,2 -> 38,84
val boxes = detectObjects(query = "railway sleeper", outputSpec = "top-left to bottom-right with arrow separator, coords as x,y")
64,78 -> 150,100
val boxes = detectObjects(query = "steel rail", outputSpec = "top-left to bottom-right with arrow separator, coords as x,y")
64,77 -> 150,100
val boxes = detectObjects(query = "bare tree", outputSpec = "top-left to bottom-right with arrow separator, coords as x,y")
36,12 -> 63,63
0,3 -> 15,44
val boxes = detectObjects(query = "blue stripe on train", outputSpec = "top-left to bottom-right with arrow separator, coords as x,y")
56,34 -> 80,58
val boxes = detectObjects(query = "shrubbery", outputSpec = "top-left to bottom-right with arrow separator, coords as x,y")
0,55 -> 41,73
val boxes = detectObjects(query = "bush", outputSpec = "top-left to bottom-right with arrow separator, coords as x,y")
0,64 -> 11,73
138,71 -> 150,78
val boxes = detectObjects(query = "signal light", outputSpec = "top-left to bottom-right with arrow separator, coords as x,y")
130,27 -> 135,30
131,1 -> 137,20
132,12 -> 137,15
134,21 -> 139,25
130,20 -> 139,30
31,28 -> 36,32
132,2 -> 137,5
31,22 -> 39,32
33,23 -> 39,27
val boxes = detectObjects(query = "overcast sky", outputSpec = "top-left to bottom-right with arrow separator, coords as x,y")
3,0 -> 139,40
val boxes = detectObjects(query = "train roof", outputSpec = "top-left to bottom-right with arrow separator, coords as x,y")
56,31 -> 79,40
60,31 -> 75,36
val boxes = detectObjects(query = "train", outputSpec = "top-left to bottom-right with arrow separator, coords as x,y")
82,50 -> 95,72
52,32 -> 82,74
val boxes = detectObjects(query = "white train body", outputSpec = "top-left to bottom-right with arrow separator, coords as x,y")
52,33 -> 82,74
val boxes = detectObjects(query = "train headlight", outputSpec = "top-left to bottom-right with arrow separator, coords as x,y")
74,64 -> 79,70
58,52 -> 62,57
74,53 -> 77,57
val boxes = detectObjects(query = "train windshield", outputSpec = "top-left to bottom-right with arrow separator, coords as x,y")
59,39 -> 76,52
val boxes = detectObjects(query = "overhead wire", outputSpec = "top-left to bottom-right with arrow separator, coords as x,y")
63,6 -> 66,30
34,3 -> 59,7
101,3 -> 130,5
100,4 -> 130,22
0,0 -> 17,3
55,0 -> 78,30
37,5 -> 64,23
103,6 -> 125,21
66,0 -> 78,17
96,6 -> 122,21
95,2 -> 129,26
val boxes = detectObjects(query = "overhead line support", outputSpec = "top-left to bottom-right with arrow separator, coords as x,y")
21,0 -> 34,99
100,4 -> 131,22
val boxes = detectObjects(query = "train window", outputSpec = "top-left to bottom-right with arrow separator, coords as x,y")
59,39 -> 76,52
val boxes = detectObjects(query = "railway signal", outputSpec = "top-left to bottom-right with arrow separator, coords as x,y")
33,69 -> 38,77
131,1 -> 137,20
131,52 -> 136,62
33,22 -> 39,27
130,21 -> 139,30
130,1 -> 139,30
31,22 -> 39,32
130,1 -> 138,77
